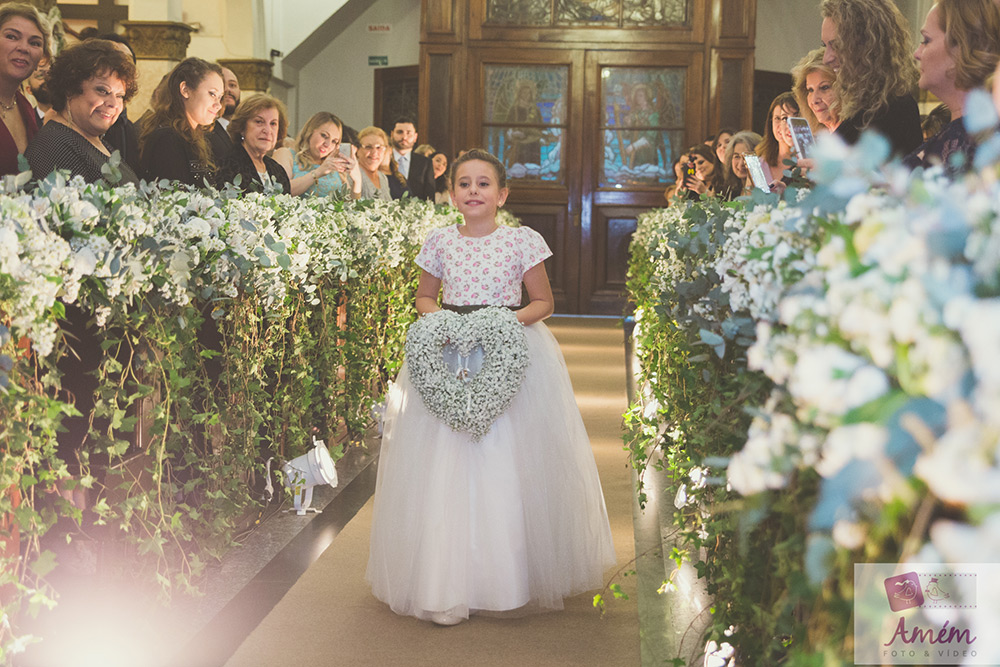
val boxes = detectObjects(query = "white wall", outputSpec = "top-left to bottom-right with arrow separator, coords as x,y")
290,0 -> 421,133
755,0 -> 925,75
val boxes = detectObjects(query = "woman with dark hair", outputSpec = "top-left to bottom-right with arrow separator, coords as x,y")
820,0 -> 922,155
90,33 -> 140,172
905,0 -> 1000,174
676,144 -> 724,199
216,94 -> 291,194
25,39 -> 138,184
138,57 -> 224,186
755,92 -> 800,187
0,2 -> 49,176
274,111 -> 359,197
431,151 -> 451,205
712,127 -> 736,164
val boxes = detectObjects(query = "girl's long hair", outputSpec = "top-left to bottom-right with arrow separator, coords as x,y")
820,0 -> 918,125
138,58 -> 223,171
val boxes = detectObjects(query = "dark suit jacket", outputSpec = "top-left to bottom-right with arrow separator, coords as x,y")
403,151 -> 437,201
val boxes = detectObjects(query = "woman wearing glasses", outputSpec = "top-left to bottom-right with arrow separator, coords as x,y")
356,125 -> 392,201
274,111 -> 360,197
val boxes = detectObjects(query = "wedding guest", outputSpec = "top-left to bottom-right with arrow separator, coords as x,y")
662,154 -> 686,203
793,49 -> 840,133
820,0 -> 922,155
0,2 -> 49,176
274,111 -> 360,198
25,39 -> 138,185
677,144 -> 723,199
712,127 -> 736,164
24,56 -> 49,126
90,33 -> 140,173
431,150 -> 451,205
356,126 -> 392,201
755,92 -> 800,186
216,94 -> 290,194
904,0 -> 1000,174
389,117 -> 435,200
138,57 -> 224,186
719,130 -> 762,200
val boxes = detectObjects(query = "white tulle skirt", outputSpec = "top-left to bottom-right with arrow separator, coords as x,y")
366,321 -> 616,622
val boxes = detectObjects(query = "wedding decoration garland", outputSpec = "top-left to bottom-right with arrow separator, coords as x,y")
625,92 -> 1000,664
405,307 -> 529,440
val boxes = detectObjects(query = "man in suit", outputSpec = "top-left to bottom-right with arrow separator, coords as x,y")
390,117 -> 436,201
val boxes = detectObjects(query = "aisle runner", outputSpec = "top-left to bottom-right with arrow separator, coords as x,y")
225,318 -> 639,667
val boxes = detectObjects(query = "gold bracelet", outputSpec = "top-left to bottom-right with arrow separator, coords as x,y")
312,171 -> 320,183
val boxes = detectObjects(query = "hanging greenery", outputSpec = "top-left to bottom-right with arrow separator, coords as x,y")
626,106 -> 1000,664
0,174 -> 463,661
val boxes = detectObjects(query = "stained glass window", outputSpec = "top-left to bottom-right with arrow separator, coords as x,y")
600,66 -> 686,187
483,65 -> 568,183
486,0 -> 689,27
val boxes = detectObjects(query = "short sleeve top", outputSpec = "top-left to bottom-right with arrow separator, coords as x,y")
416,224 -> 552,307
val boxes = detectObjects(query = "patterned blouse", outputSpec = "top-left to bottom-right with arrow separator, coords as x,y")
416,224 -> 552,307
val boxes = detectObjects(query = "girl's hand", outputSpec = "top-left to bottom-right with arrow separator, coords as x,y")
332,154 -> 354,174
768,179 -> 788,197
317,154 -> 339,177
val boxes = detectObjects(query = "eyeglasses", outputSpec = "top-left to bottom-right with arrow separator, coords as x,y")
361,144 -> 386,152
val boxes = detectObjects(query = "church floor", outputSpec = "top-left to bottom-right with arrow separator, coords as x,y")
21,316 -> 707,667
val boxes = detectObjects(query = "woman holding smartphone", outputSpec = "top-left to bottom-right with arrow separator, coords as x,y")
755,92 -> 800,187
677,144 -> 723,199
274,111 -> 361,197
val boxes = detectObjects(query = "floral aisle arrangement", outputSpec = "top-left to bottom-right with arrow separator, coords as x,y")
626,98 -> 1000,664
0,174 -> 461,661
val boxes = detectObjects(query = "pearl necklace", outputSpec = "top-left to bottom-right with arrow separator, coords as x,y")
0,95 -> 16,117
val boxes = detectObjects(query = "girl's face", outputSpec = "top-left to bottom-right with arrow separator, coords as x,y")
451,159 -> 508,222
0,16 -> 44,84
820,17 -> 841,72
181,71 -> 224,128
915,5 -> 956,97
243,106 -> 280,157
806,70 -> 837,127
730,141 -> 750,181
432,153 -> 448,179
714,132 -> 732,163
772,104 -> 796,149
308,121 -> 341,162
692,153 -> 714,180
357,135 -> 386,173
66,72 -> 125,139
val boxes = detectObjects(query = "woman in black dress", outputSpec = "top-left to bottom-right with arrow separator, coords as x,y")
25,39 -> 138,185
216,94 -> 291,194
819,0 -> 922,156
138,57 -> 223,186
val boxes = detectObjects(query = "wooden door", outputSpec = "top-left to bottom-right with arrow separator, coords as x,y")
469,48 -> 703,314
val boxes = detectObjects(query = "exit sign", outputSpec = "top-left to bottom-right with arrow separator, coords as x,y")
368,56 -> 388,67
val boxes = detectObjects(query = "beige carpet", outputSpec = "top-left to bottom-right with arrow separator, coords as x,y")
225,317 -> 639,667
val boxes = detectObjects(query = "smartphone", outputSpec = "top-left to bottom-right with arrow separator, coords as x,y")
786,116 -> 815,159
683,158 -> 700,199
742,153 -> 771,193
338,142 -> 353,159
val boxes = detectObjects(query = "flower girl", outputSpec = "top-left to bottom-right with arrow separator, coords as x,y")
366,149 -> 616,626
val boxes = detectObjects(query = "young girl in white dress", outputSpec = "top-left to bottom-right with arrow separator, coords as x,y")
366,149 -> 616,626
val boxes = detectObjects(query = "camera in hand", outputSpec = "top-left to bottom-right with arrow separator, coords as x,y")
684,157 -> 699,200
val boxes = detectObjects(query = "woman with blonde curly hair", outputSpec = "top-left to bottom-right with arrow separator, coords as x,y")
792,49 -> 840,134
904,0 -> 1000,174
820,0 -> 922,154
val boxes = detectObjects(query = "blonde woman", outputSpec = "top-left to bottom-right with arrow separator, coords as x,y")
905,0 -> 1000,173
793,49 -> 840,134
356,126 -> 392,201
819,0 -> 921,154
274,111 -> 361,197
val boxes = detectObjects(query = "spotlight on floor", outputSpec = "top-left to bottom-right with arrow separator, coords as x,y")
283,436 -> 338,515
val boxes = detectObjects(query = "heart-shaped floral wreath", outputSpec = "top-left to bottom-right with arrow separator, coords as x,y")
404,307 -> 529,440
